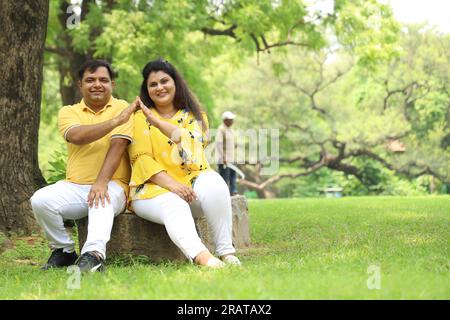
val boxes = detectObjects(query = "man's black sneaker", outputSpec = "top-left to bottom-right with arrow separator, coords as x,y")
75,252 -> 105,273
41,248 -> 78,270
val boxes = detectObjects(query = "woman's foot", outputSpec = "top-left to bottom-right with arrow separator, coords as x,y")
194,250 -> 225,268
205,257 -> 226,268
220,254 -> 241,266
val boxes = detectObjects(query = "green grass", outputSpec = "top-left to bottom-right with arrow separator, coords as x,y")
0,196 -> 449,299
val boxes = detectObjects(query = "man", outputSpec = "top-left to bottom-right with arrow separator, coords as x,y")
31,60 -> 137,272
216,111 -> 238,196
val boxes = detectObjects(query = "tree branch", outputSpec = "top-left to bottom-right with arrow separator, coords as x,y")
239,160 -> 325,191
45,46 -> 69,56
257,39 -> 310,52
201,24 -> 237,38
348,149 -> 394,170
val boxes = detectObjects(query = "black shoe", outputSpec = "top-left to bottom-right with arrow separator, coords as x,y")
41,248 -> 78,270
75,251 -> 105,273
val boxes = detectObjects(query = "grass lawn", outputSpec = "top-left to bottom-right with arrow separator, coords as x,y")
0,196 -> 448,299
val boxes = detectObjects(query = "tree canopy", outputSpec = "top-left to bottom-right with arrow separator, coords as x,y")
39,0 -> 449,197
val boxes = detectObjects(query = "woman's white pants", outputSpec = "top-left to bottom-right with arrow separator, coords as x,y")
30,180 -> 126,259
132,170 -> 236,260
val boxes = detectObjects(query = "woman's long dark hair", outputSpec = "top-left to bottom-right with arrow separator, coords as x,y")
140,59 -> 206,131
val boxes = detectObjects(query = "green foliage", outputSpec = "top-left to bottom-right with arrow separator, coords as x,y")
39,60 -> 66,181
243,191 -> 259,199
39,1 -> 448,196
275,165 -> 429,198
334,0 -> 401,69
46,149 -> 67,185
214,24 -> 448,196
343,159 -> 429,196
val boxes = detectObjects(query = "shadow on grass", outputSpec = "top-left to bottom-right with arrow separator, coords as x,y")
106,253 -> 187,269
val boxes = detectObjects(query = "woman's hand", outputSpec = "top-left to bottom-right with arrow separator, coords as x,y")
149,171 -> 196,203
138,97 -> 183,143
138,97 -> 160,127
167,180 -> 197,203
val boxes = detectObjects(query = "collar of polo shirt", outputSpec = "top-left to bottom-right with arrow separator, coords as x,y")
80,96 -> 114,114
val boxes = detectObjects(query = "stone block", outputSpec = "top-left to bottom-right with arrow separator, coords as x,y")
77,195 -> 250,262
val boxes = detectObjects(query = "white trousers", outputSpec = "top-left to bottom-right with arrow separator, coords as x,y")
132,170 -> 236,260
30,180 -> 126,259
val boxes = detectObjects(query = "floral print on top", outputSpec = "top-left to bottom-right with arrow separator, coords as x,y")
128,108 -> 210,201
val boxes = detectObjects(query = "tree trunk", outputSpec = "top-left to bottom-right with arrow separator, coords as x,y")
58,61 -> 82,106
0,0 -> 49,233
258,189 -> 277,199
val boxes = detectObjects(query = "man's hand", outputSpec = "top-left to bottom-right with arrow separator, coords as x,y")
167,180 -> 197,203
87,181 -> 110,208
115,96 -> 139,126
138,97 -> 160,127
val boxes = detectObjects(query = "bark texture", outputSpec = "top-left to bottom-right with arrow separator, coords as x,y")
0,1 -> 49,233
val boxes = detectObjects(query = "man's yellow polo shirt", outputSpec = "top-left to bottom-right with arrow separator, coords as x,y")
57,96 -> 133,193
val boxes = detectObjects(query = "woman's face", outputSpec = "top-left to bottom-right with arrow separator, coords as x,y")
147,71 -> 176,108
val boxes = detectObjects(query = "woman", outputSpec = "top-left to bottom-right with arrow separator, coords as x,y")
129,59 -> 240,267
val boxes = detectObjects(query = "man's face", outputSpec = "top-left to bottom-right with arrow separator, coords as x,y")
78,66 -> 114,107
224,119 -> 234,127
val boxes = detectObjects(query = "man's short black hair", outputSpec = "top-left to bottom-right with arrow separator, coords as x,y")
78,60 -> 117,80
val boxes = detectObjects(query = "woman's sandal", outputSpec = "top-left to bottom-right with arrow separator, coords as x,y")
205,257 -> 225,268
221,255 -> 241,266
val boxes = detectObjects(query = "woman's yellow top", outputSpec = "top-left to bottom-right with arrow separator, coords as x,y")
128,108 -> 210,201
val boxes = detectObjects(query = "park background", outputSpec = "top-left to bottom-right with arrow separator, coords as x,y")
37,0 -> 449,199
0,0 -> 448,299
